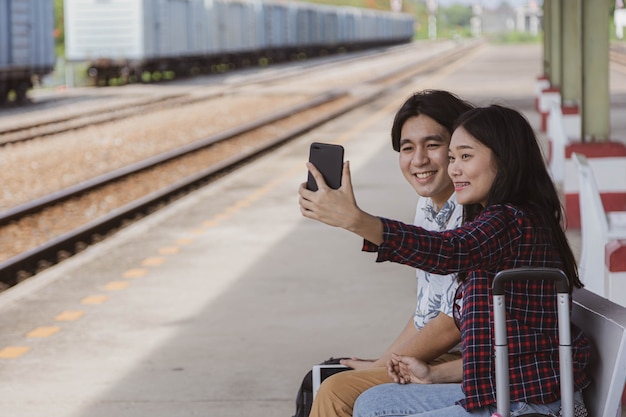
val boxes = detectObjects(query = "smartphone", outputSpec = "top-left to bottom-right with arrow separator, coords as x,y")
311,364 -> 350,399
306,142 -> 344,191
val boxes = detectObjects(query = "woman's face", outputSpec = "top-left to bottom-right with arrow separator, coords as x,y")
448,127 -> 498,207
398,115 -> 454,211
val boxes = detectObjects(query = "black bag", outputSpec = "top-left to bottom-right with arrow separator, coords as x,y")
292,357 -> 351,417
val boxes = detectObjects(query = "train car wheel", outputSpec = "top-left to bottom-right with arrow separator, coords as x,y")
0,85 -> 7,105
15,82 -> 31,104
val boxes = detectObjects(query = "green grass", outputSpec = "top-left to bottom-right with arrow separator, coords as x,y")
489,32 -> 543,44
292,0 -> 393,11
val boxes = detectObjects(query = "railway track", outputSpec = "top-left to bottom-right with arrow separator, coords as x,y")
0,42 -> 433,146
0,40 -> 483,288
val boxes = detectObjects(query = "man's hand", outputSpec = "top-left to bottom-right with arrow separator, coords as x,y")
387,353 -> 433,384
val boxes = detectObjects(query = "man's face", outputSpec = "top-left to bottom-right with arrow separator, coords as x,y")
398,115 -> 454,210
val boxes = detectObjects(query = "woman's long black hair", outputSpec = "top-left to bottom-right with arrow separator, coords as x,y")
453,105 -> 583,290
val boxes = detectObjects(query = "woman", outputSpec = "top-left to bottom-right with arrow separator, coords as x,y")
298,105 -> 590,416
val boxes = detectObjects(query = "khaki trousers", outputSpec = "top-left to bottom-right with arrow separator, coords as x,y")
308,352 -> 461,417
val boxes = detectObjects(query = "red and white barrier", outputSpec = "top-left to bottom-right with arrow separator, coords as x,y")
560,105 -> 580,140
538,86 -> 561,132
540,83 -> 626,229
564,143 -> 626,229
534,75 -> 551,112
606,240 -> 626,307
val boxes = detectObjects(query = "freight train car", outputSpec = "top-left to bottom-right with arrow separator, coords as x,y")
0,0 -> 55,103
63,0 -> 415,86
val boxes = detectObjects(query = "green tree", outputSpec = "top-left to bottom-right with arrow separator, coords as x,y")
440,4 -> 472,28
54,0 -> 64,56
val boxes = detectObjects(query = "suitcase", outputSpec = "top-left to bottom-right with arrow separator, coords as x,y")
491,268 -> 574,417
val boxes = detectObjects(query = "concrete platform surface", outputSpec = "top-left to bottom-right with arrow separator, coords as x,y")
0,43 -> 624,417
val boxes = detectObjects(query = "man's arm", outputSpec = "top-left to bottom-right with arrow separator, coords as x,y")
392,313 -> 460,363
342,312 -> 460,370
342,314 -> 418,370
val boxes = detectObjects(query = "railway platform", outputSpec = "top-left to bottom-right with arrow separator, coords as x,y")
0,43 -> 625,417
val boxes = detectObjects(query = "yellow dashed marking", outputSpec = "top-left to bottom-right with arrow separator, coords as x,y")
159,246 -> 180,255
214,213 -> 230,222
123,268 -> 148,278
141,257 -> 165,266
26,326 -> 61,338
191,228 -> 206,235
175,238 -> 193,245
202,220 -> 220,228
224,205 -> 242,215
55,311 -> 84,321
248,191 -> 265,201
81,295 -> 107,305
104,281 -> 130,291
0,346 -> 30,358
233,199 -> 252,209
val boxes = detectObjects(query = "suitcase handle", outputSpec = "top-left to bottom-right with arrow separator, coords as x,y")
492,268 -> 574,417
493,267 -> 569,295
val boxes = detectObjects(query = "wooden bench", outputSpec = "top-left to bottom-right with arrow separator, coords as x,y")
573,288 -> 626,417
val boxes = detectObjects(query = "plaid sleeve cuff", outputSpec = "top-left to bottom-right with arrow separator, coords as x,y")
360,218 -> 400,262
362,240 -> 378,252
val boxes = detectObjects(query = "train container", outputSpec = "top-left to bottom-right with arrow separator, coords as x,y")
0,0 -> 55,103
219,0 -> 262,53
64,0 -> 415,86
263,3 -> 291,50
188,0 -> 210,56
340,10 -> 357,43
65,0 -> 206,81
155,0 -> 195,57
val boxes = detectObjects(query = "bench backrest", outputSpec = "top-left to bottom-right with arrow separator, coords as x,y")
572,153 -> 610,235
572,152 -> 610,296
572,288 -> 626,417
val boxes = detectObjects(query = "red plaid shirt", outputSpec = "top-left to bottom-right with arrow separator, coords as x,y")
363,203 -> 590,410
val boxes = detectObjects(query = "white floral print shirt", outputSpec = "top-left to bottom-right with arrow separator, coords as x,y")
412,193 -> 463,333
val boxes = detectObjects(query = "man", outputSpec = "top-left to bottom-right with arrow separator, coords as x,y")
307,90 -> 473,417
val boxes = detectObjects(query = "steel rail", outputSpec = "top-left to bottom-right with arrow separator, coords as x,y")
0,90 -> 345,225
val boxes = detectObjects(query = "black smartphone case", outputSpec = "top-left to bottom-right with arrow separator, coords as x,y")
307,142 -> 344,191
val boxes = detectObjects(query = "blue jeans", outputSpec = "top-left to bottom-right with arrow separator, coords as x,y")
352,383 -> 571,417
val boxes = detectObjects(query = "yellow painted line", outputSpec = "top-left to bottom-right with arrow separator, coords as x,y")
190,228 -> 206,235
55,310 -> 84,321
248,191 -> 269,202
224,204 -> 244,215
123,268 -> 148,278
232,199 -> 252,209
202,220 -> 220,228
104,281 -> 130,291
141,257 -> 165,266
81,295 -> 108,305
175,238 -> 193,245
159,246 -> 180,255
213,213 -> 230,222
0,346 -> 30,359
26,326 -> 61,338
